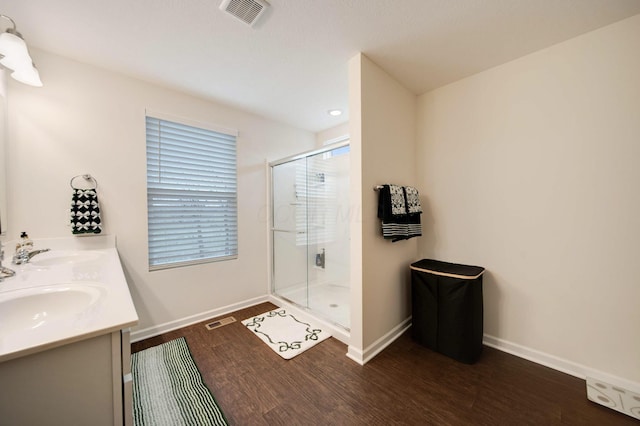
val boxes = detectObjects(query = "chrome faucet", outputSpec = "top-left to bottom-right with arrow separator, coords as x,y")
12,232 -> 50,265
13,248 -> 50,265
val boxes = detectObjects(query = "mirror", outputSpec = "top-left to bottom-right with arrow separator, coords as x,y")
0,69 -> 7,235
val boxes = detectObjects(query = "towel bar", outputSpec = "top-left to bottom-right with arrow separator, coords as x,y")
70,174 -> 98,190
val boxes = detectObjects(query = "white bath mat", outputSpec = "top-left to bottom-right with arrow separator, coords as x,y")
241,308 -> 331,359
586,377 -> 640,420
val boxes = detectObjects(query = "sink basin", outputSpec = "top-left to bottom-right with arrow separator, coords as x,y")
29,251 -> 103,267
0,283 -> 106,335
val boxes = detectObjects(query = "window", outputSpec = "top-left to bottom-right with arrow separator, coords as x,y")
145,112 -> 238,270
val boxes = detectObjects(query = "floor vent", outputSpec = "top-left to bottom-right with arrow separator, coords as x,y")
205,316 -> 236,330
586,377 -> 640,420
219,0 -> 270,27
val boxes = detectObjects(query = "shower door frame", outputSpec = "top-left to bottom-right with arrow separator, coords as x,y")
268,139 -> 350,328
269,139 -> 350,168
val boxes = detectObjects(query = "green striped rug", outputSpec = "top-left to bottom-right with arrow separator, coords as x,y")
132,337 -> 228,426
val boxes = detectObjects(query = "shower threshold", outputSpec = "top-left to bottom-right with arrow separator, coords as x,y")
275,283 -> 350,330
268,294 -> 350,345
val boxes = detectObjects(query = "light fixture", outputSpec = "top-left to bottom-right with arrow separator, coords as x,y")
0,14 -> 42,87
328,109 -> 342,117
11,61 -> 42,87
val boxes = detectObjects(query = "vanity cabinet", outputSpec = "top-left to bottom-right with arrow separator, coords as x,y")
0,329 -> 132,425
0,238 -> 138,425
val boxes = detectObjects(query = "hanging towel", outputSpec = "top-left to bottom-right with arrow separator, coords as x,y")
377,184 -> 422,242
389,184 -> 406,216
378,184 -> 401,221
70,188 -> 102,234
404,186 -> 422,214
404,185 -> 423,240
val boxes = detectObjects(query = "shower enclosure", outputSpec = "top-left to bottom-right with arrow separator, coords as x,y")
270,141 -> 350,329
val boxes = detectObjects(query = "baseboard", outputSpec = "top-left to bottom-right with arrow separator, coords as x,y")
347,316 -> 412,366
346,346 -> 364,365
483,334 -> 640,394
130,295 -> 269,342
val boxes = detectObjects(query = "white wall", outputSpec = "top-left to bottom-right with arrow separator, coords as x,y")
5,49 -> 315,333
417,14 -> 640,385
0,70 -> 7,235
316,122 -> 349,147
349,54 -> 417,359
348,55 -> 365,355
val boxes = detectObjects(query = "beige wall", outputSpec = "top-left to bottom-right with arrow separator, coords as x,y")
417,14 -> 640,384
349,53 -> 418,358
5,49 -> 315,333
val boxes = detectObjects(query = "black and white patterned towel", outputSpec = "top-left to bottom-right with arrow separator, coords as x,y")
404,186 -> 422,214
389,184 -> 406,216
70,188 -> 102,234
377,184 -> 422,242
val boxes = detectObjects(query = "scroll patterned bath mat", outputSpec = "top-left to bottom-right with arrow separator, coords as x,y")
241,308 -> 331,359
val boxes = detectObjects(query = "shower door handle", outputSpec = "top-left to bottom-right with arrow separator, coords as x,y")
271,228 -> 306,234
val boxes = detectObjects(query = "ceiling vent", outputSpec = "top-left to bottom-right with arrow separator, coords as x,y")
220,0 -> 270,27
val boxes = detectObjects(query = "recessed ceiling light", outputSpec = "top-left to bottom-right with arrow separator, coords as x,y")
328,109 -> 342,117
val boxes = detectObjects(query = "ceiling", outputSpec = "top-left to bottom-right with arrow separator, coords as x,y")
2,0 -> 640,133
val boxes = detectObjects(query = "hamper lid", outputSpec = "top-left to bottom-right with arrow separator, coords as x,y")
410,259 -> 485,279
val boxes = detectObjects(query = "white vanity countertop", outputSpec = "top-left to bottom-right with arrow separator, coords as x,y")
0,235 -> 139,362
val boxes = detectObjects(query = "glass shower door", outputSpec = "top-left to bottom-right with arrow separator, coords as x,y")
271,158 -> 308,307
271,142 -> 350,329
306,146 -> 350,329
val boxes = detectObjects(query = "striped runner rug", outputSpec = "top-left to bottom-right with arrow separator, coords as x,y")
132,337 -> 228,426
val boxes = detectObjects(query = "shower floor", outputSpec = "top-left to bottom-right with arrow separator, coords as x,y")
277,283 -> 350,330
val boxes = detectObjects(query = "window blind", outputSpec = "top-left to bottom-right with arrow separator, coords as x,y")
146,115 -> 238,270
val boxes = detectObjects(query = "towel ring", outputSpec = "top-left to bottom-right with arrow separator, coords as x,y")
70,174 -> 98,190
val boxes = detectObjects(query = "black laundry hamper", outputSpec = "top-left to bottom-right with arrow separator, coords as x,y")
410,259 -> 485,364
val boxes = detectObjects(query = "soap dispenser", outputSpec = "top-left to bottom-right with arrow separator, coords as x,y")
17,231 -> 33,251
14,232 -> 34,263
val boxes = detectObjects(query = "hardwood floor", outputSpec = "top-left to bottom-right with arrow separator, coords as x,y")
132,302 -> 636,425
